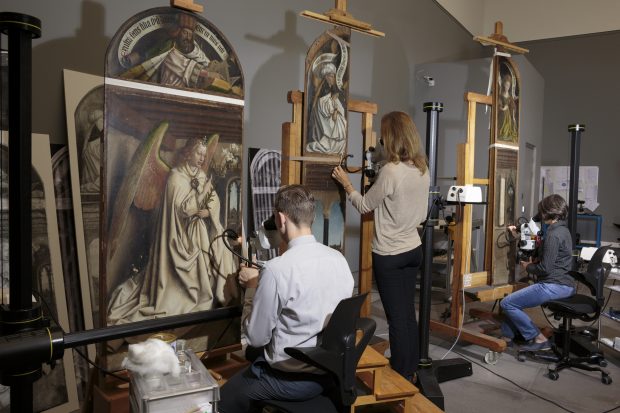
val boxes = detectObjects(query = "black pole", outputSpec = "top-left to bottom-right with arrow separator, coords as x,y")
419,102 -> 441,362
417,102 -> 472,410
567,124 -> 584,251
0,13 -> 41,413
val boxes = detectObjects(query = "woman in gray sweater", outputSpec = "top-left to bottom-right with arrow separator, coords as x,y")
332,111 -> 429,382
502,194 -> 576,351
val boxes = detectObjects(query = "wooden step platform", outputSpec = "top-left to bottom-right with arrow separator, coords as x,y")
354,346 -> 443,412
463,283 -> 517,302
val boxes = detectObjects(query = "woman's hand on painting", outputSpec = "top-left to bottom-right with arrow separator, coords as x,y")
331,166 -> 353,192
196,208 -> 210,219
238,265 -> 259,289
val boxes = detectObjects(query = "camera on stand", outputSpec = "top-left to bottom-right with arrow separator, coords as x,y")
362,144 -> 386,190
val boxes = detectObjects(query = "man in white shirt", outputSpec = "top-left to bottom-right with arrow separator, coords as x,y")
219,184 -> 354,412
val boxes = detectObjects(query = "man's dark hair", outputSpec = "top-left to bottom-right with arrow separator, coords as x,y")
538,194 -> 568,221
274,184 -> 315,228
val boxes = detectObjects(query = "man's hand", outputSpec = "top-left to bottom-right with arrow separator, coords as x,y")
239,265 -> 259,289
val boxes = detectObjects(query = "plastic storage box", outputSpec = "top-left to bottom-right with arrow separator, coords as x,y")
129,350 -> 219,413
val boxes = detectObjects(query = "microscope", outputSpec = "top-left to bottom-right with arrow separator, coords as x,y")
515,216 -> 542,263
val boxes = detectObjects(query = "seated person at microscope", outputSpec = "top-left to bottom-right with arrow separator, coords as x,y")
501,194 -> 576,351
219,184 -> 354,413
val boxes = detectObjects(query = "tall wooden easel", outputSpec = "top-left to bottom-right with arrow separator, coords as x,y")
430,22 -> 529,359
281,90 -> 377,317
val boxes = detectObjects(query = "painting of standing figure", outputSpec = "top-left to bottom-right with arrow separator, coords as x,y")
304,28 -> 350,155
106,126 -> 240,324
299,27 -> 350,251
496,57 -> 519,144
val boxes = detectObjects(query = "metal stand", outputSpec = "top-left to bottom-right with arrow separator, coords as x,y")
417,102 -> 472,410
0,12 -> 41,413
567,124 -> 584,252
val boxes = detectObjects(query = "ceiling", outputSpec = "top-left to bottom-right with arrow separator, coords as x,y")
435,0 -> 620,43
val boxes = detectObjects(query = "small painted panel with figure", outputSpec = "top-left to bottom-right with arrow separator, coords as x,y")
303,27 -> 350,156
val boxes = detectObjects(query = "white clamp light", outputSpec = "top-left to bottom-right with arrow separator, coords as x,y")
580,247 -> 618,265
446,185 -> 484,204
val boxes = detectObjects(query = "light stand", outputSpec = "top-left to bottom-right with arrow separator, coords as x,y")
416,102 -> 472,410
0,12 -> 43,413
567,124 -> 584,253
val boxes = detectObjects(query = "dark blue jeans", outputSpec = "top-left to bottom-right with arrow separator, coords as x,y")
500,282 -> 575,341
219,356 -> 332,413
372,246 -> 422,379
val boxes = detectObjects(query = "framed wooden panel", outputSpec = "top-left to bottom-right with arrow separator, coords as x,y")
486,56 -> 520,285
0,132 -> 79,413
101,7 -> 244,369
301,27 -> 350,251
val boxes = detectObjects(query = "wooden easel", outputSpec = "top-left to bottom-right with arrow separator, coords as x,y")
429,92 -> 508,355
429,22 -> 530,358
281,90 -> 377,317
171,0 -> 204,13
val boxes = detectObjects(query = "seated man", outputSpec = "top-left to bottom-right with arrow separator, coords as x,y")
501,194 -> 576,351
219,184 -> 354,413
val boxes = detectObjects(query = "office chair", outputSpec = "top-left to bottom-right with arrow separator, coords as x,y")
518,246 -> 613,384
259,293 -> 376,413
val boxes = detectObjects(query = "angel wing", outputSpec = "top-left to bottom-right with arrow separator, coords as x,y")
201,133 -> 219,175
108,121 -> 171,258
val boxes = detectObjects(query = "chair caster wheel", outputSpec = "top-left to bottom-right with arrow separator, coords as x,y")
602,375 -> 612,385
484,351 -> 500,365
599,359 -> 608,367
548,371 -> 559,381
517,353 -> 526,362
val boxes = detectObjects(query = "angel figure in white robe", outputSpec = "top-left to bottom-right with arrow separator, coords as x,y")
306,55 -> 347,155
106,123 -> 239,325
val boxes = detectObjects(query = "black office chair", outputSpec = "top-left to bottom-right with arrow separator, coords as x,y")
518,246 -> 613,384
259,293 -> 376,413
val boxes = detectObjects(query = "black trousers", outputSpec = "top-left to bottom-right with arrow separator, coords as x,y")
372,246 -> 422,379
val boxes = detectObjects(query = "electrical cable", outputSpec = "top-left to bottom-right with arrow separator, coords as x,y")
221,229 -> 262,268
440,283 -> 465,360
31,290 -> 130,383
452,349 -> 586,413
200,317 -> 236,362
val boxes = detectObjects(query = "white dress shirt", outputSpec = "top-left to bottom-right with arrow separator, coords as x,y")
243,235 -> 354,373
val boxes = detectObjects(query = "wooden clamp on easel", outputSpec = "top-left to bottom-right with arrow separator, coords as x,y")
300,0 -> 385,38
281,91 -> 378,318
430,22 -> 530,359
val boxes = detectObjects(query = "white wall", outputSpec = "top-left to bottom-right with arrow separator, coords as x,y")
436,0 -> 620,42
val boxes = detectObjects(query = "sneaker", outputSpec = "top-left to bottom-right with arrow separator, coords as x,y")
520,339 -> 551,352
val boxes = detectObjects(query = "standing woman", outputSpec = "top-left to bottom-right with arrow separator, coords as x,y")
332,111 -> 429,382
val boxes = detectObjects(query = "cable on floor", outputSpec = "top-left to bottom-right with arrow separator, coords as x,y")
454,349 -> 618,413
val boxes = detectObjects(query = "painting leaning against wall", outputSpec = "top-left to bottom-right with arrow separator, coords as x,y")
101,6 -> 245,369
0,132 -> 79,413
